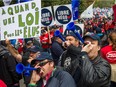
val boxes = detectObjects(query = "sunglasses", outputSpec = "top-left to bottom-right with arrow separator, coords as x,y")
38,61 -> 51,67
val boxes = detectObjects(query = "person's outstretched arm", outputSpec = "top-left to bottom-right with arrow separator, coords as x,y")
5,39 -> 22,62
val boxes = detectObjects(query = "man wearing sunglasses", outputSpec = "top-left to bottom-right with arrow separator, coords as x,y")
5,39 -> 41,87
28,52 -> 76,87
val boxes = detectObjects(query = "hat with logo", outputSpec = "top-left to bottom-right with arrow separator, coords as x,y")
28,45 -> 40,53
65,31 -> 78,39
36,52 -> 53,61
83,32 -> 101,44
31,52 -> 53,65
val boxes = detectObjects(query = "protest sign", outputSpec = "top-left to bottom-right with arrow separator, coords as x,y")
41,6 -> 54,27
54,4 -> 73,25
0,0 -> 41,40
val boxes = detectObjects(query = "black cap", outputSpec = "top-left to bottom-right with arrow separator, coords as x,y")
83,33 -> 100,44
31,52 -> 53,65
65,31 -> 78,39
28,45 -> 40,53
35,52 -> 53,61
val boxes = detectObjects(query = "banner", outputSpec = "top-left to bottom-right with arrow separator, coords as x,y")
41,6 -> 54,27
54,4 -> 73,25
80,1 -> 95,18
0,0 -> 41,40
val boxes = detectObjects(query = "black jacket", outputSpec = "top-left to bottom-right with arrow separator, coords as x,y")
0,45 -> 20,85
60,45 -> 111,87
77,52 -> 111,87
51,41 -> 64,65
60,45 -> 82,76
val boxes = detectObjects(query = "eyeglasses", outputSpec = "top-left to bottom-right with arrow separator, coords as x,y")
38,61 -> 51,67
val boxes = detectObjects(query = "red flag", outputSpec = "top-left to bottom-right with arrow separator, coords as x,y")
113,4 -> 116,22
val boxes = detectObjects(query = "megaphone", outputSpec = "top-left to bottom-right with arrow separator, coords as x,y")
16,63 -> 37,76
54,30 -> 65,42
66,22 -> 84,44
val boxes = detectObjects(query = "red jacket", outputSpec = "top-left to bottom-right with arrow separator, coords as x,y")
101,45 -> 116,64
40,33 -> 50,49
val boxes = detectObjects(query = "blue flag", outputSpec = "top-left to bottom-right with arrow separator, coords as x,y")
71,0 -> 80,20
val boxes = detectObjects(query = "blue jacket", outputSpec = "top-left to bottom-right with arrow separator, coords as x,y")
36,67 -> 76,87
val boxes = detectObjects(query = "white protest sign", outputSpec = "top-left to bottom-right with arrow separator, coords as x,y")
0,0 -> 41,40
53,4 -> 73,25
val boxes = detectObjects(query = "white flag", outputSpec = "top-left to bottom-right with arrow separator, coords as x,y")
80,1 -> 95,18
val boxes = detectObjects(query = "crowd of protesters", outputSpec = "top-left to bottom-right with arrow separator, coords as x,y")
0,6 -> 116,87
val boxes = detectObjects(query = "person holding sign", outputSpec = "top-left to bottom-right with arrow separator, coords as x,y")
40,27 -> 51,53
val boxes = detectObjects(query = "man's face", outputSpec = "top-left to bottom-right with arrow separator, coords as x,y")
26,43 -> 33,48
84,37 -> 100,60
57,37 -> 63,44
66,36 -> 79,47
41,30 -> 46,35
30,52 -> 40,59
36,59 -> 54,78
